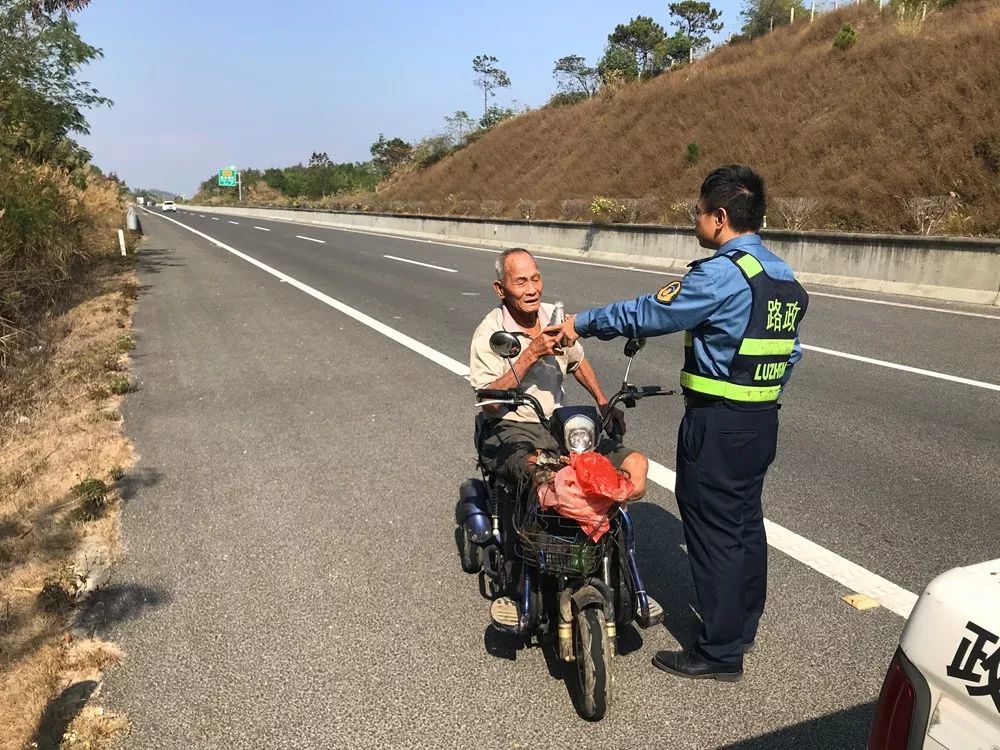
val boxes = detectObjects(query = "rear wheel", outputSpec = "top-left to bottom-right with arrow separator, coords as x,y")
455,526 -> 482,574
572,606 -> 613,721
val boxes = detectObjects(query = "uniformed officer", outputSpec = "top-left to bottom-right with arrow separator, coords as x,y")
554,165 -> 808,682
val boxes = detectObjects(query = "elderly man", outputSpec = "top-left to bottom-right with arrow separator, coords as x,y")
469,247 -> 649,498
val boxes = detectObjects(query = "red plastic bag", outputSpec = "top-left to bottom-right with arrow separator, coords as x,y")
537,452 -> 633,541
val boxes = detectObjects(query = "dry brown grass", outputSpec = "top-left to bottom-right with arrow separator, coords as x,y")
0,184 -> 137,748
378,1 -> 1000,234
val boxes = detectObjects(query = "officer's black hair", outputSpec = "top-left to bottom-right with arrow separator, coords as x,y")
699,165 -> 767,233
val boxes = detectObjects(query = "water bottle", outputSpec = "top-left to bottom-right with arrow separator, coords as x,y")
551,301 -> 565,326
550,301 -> 565,354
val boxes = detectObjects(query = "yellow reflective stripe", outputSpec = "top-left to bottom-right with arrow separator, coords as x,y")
738,338 -> 795,356
735,254 -> 763,278
684,331 -> 693,347
680,372 -> 781,402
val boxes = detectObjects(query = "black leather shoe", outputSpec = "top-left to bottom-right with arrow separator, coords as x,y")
651,650 -> 743,682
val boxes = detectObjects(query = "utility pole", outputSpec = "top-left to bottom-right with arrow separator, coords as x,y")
811,0 -> 816,21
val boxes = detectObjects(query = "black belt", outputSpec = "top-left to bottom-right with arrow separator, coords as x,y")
683,393 -> 781,410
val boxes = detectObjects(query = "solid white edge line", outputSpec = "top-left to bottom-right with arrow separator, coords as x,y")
253,226 -> 271,232
801,344 -> 1000,392
143,206 -> 920,619
809,291 -> 1000,321
295,235 -> 325,244
383,255 -> 458,273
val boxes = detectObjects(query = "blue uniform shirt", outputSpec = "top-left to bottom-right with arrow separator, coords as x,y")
574,234 -> 803,385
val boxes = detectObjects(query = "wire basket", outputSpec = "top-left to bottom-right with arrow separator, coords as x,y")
514,494 -> 616,577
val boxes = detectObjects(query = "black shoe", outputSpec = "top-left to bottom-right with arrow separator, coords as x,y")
651,650 -> 743,682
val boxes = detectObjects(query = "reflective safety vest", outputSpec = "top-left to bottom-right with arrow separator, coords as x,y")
681,249 -> 809,403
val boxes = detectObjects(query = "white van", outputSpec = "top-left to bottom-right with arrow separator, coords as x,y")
868,559 -> 1000,748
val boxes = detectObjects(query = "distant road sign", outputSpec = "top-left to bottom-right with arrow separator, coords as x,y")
218,168 -> 237,187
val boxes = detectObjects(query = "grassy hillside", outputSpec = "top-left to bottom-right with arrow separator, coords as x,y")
378,1 -> 1000,235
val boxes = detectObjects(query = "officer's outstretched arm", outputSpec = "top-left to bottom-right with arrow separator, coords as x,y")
574,264 -> 725,340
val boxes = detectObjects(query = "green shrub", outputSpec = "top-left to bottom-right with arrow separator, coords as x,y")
686,142 -> 701,163
833,24 -> 859,50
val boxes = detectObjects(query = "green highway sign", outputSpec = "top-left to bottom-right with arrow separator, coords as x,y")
218,168 -> 238,187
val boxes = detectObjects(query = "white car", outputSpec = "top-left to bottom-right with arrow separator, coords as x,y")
868,559 -> 1000,748
161,200 -> 177,212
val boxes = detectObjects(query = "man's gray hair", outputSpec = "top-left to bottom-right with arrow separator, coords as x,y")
495,247 -> 535,282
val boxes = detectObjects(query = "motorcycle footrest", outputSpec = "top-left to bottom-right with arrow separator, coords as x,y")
489,596 -> 521,634
635,595 -> 664,629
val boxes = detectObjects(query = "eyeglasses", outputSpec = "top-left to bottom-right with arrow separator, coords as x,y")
692,205 -> 711,221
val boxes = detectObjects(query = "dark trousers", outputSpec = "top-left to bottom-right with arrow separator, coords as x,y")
674,401 -> 778,666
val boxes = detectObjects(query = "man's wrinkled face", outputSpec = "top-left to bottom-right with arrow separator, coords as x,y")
494,252 -> 543,316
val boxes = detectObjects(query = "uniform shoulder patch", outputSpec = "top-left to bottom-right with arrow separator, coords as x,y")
655,280 -> 682,305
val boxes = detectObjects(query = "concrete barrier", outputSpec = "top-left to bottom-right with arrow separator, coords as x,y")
184,205 -> 1000,306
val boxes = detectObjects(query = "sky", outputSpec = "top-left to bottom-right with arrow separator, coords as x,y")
74,0 -> 747,196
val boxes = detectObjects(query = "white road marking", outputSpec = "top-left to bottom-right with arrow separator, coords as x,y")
145,207 -> 921,619
801,344 -> 1000,392
191,210 -> 997,317
211,217 -> 219,221
384,255 -> 457,273
295,235 -> 325,244
199,215 -> 205,218
228,220 -> 240,225
809,291 -> 1000,321
253,226 -> 271,232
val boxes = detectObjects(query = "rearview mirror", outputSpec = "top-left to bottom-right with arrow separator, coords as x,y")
489,331 -> 522,359
624,337 -> 646,357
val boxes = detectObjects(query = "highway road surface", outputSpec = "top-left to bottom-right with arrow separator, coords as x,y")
91,206 -> 999,749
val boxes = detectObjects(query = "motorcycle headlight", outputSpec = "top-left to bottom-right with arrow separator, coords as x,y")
564,414 -> 596,453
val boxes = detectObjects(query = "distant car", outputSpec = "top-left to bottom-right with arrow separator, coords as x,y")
161,200 -> 177,212
867,559 -> 1000,749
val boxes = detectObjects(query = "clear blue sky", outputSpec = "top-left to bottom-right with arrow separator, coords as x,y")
75,0 -> 745,196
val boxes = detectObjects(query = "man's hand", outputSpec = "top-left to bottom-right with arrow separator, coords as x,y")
554,314 -> 579,347
600,402 -> 626,437
524,328 -> 562,362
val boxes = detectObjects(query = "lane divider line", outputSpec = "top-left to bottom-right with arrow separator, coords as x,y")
253,226 -> 271,232
384,255 -> 457,273
807,291 -> 1000,321
142,207 -> 920,619
295,235 -> 325,244
801,344 -> 1000,392
228,220 -> 240,225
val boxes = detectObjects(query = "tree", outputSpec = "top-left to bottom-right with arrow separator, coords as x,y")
444,110 -> 475,143
479,105 -> 514,130
472,54 -> 511,117
553,54 -> 599,97
669,1 -> 724,63
0,0 -> 111,166
740,0 -> 807,37
308,151 -> 332,168
654,30 -> 694,69
608,16 -> 667,80
369,134 -> 412,178
597,45 -> 640,85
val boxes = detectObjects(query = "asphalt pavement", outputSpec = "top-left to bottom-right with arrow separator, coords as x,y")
94,207 -> 999,749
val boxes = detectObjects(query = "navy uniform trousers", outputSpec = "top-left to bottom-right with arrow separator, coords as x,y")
675,399 -> 779,666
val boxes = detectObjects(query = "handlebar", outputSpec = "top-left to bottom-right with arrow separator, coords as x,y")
600,384 -> 675,434
475,388 -> 550,429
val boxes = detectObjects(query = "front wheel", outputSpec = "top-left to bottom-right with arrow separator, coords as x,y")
572,606 -> 613,721
455,526 -> 482,574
